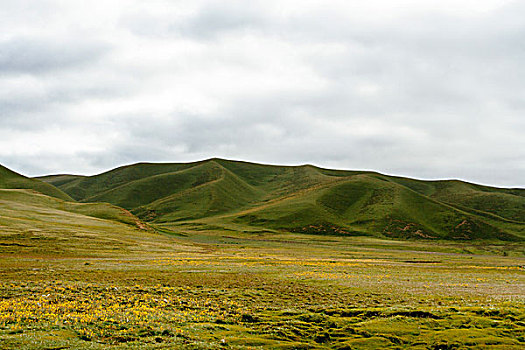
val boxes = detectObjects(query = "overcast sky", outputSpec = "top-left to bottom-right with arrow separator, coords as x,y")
1,0 -> 524,187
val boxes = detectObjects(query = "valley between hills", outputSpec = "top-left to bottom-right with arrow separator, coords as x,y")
0,159 -> 523,349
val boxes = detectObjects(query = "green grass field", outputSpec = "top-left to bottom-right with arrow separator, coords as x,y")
1,227 -> 524,349
0,161 -> 523,348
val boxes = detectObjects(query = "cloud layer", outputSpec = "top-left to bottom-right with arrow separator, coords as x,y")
1,0 -> 524,187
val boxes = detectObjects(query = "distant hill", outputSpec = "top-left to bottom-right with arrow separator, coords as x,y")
37,158 -> 525,241
0,164 -> 73,201
0,164 -> 147,231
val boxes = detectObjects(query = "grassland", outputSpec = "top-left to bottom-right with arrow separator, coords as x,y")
0,189 -> 186,257
0,188 -> 523,349
38,158 -> 525,241
1,165 -> 72,201
0,161 -> 522,348
1,225 -> 524,349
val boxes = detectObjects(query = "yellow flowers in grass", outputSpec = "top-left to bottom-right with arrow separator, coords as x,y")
0,281 -> 243,342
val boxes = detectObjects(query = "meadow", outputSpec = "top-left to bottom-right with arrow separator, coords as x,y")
1,226 -> 523,349
1,161 -> 524,349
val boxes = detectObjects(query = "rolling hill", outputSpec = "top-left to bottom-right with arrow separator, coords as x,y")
0,164 -> 182,257
0,163 -> 149,228
0,164 -> 73,201
37,158 -> 525,241
0,188 -> 185,257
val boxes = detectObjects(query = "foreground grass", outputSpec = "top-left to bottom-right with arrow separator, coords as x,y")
1,228 -> 524,349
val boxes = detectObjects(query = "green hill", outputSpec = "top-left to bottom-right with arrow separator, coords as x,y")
38,158 -> 525,241
0,164 -> 73,201
35,174 -> 86,188
0,189 -> 179,257
0,164 -> 150,231
0,163 -> 187,257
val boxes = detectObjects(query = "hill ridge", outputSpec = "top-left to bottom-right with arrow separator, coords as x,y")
33,158 -> 525,241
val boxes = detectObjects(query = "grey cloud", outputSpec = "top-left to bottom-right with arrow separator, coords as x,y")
1,1 -> 524,187
180,2 -> 266,39
121,1 -> 267,39
0,37 -> 109,74
0,83 -> 134,132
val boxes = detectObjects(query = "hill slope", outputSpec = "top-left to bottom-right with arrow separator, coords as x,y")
39,158 -> 525,241
0,189 -> 184,257
0,163 -> 152,231
0,163 -> 188,256
1,165 -> 73,201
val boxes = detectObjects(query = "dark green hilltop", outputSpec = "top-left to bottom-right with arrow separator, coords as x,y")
32,158 -> 524,241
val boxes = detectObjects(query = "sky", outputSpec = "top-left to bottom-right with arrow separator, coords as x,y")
0,0 -> 524,187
